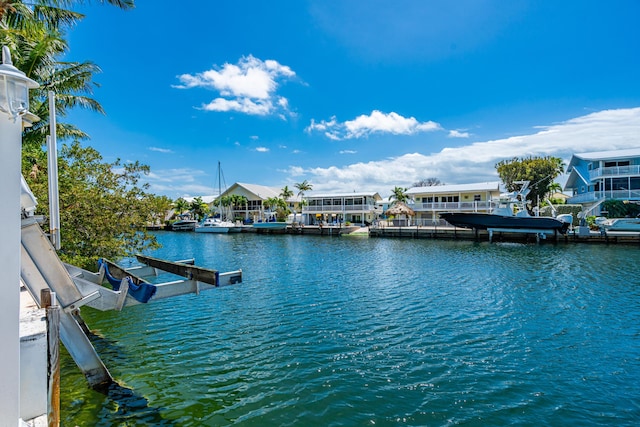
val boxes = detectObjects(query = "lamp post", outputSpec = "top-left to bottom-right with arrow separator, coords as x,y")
0,46 -> 39,426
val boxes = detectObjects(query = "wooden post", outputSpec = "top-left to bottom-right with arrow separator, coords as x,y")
41,289 -> 60,427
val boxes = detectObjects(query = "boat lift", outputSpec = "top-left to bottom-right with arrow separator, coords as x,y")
20,219 -> 242,389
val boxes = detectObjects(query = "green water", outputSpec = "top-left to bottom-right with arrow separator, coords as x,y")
60,232 -> 640,426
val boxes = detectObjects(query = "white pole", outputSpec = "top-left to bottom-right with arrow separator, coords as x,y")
0,106 -> 23,426
47,91 -> 60,250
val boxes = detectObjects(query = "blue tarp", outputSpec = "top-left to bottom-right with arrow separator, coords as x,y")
98,259 -> 157,303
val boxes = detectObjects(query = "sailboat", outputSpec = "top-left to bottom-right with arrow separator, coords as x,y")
195,161 -> 237,234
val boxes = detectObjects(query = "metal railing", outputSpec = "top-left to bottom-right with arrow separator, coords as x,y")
303,204 -> 376,213
567,189 -> 640,204
588,165 -> 640,180
408,201 -> 492,212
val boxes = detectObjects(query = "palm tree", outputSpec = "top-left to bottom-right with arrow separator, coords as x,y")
390,186 -> 408,205
189,196 -> 208,221
173,198 -> 189,216
294,180 -> 312,224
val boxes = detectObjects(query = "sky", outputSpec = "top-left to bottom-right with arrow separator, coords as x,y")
64,0 -> 640,199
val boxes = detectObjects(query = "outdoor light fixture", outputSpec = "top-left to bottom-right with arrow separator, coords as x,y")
0,46 -> 38,121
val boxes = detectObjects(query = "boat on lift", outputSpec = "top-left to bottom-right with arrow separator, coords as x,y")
440,181 -> 571,234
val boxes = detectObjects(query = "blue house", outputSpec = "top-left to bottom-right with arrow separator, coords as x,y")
564,148 -> 640,215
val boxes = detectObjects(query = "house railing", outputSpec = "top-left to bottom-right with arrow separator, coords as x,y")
567,189 -> 640,204
408,201 -> 492,212
589,165 -> 640,180
303,204 -> 376,213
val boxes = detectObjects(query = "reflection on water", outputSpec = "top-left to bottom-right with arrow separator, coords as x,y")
61,233 -> 640,426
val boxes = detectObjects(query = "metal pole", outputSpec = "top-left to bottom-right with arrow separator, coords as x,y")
47,91 -> 60,250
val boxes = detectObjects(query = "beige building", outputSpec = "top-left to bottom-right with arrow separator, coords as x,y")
407,182 -> 502,225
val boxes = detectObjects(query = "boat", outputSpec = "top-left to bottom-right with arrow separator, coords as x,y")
195,217 -> 232,233
598,216 -> 640,232
440,181 -> 571,234
197,161 -> 243,233
170,215 -> 197,231
253,221 -> 288,230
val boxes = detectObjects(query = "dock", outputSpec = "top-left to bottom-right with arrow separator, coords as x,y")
368,224 -> 640,244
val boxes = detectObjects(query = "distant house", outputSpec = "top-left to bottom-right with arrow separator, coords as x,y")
407,182 -> 502,225
217,182 -> 299,222
564,148 -> 640,215
302,192 -> 382,225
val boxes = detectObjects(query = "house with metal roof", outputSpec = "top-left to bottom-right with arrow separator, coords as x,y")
406,182 -> 502,225
216,182 -> 300,223
564,148 -> 640,215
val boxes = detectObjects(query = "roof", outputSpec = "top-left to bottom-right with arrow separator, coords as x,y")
221,182 -> 300,202
568,148 -> 640,164
406,181 -> 501,195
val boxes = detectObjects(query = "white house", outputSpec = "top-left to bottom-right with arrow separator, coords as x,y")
407,182 -> 502,225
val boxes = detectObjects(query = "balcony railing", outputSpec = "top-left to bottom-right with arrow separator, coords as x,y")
589,165 -> 640,180
408,201 -> 492,212
567,189 -> 640,204
303,204 -> 376,213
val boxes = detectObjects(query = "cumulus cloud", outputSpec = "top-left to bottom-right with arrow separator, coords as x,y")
306,110 -> 442,140
448,130 -> 470,138
291,107 -> 640,195
174,55 -> 296,117
255,146 -> 270,152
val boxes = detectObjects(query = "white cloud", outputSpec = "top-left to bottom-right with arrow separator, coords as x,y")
306,110 -> 442,140
255,146 -> 270,152
148,146 -> 174,154
145,168 -> 212,197
290,107 -> 640,196
448,130 -> 470,138
339,150 -> 357,154
174,55 -> 296,117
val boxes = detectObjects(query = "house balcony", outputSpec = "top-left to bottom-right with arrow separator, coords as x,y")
409,201 -> 492,212
589,165 -> 640,180
567,190 -> 640,204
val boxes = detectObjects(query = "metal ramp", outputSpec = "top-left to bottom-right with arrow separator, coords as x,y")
20,220 -> 243,389
21,220 -> 112,389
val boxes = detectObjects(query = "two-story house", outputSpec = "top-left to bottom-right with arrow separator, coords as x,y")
407,182 -> 502,225
564,148 -> 640,215
302,192 -> 382,225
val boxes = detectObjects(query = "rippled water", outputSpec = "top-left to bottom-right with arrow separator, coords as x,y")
61,233 -> 640,426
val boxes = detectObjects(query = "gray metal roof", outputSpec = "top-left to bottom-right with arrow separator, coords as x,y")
406,181 -> 501,195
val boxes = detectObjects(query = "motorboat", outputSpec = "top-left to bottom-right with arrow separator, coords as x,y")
253,221 -> 288,230
598,216 -> 640,232
195,217 -> 233,233
171,216 -> 197,231
440,181 -> 571,234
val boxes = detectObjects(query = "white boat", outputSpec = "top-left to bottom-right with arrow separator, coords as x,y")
171,217 -> 197,231
599,216 -> 640,232
195,217 -> 233,233
253,221 -> 288,230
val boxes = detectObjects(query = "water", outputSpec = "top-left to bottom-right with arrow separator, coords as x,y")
61,232 -> 640,426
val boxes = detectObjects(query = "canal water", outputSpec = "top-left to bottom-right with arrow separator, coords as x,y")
60,232 -> 640,426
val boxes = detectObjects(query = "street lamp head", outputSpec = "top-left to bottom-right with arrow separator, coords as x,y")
0,46 -> 39,121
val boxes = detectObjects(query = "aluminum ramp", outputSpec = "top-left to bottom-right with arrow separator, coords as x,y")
20,220 -> 113,389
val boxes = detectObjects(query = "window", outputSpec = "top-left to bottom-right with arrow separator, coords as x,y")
474,194 -> 481,201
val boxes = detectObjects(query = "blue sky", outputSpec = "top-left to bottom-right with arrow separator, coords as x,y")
65,0 -> 640,199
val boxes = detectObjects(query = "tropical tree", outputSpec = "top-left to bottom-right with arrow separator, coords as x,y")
390,186 -> 409,205
280,185 -> 294,200
294,180 -> 312,201
189,196 -> 208,221
495,156 -> 565,205
173,197 -> 189,216
24,141 -> 158,270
